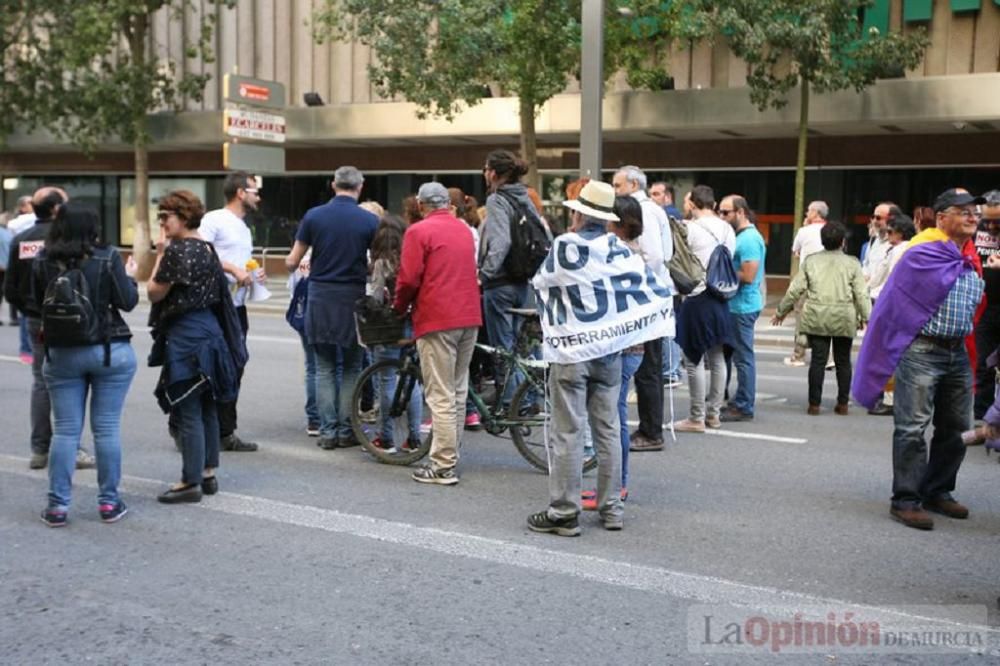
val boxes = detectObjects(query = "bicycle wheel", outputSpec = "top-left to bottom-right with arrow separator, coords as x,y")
351,359 -> 432,466
509,373 -> 599,474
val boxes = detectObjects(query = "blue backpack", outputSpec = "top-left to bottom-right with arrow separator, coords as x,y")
285,276 -> 308,334
701,225 -> 740,301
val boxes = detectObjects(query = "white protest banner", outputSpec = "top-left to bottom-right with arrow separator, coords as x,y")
531,231 -> 675,364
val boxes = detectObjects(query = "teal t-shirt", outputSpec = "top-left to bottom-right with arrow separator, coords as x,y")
729,225 -> 766,314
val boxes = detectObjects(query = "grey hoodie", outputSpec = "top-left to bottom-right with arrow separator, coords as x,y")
479,182 -> 541,287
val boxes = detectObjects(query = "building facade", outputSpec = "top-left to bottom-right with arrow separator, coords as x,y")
2,0 -> 999,274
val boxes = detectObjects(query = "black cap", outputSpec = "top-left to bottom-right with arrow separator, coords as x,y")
932,188 -> 986,213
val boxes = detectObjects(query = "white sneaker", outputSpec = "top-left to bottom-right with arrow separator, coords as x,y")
783,357 -> 806,367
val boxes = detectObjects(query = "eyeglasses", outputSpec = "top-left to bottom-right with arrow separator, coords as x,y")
718,209 -> 736,216
243,188 -> 259,195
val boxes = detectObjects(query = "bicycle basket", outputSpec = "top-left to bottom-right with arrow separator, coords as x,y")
354,296 -> 406,347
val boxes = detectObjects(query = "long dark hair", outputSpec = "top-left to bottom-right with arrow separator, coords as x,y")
612,195 -> 643,241
371,213 -> 406,272
46,201 -> 103,263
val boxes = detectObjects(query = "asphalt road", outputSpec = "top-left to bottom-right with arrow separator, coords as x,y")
1,305 -> 998,665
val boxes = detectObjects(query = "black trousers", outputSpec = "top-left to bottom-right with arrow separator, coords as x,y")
634,337 -> 664,440
218,305 -> 249,438
807,335 -> 852,407
973,306 -> 1000,419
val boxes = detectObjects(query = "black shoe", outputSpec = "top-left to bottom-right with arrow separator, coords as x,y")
221,434 -> 258,452
527,510 -> 581,536
157,484 -> 203,504
867,402 -> 893,416
317,437 -> 339,450
719,408 -> 753,423
337,436 -> 362,448
99,501 -> 128,523
201,476 -> 219,495
40,507 -> 68,528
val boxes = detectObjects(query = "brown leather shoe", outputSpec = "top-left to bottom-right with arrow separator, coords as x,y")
890,506 -> 934,530
628,432 -> 664,451
834,403 -> 849,416
807,405 -> 820,416
924,498 -> 969,519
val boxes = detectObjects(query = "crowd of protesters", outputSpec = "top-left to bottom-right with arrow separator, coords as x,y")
4,155 -> 998,536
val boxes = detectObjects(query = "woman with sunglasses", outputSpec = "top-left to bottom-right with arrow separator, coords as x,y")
147,190 -> 246,504
33,201 -> 139,527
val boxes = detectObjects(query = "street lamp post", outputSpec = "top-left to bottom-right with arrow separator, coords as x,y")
580,0 -> 604,181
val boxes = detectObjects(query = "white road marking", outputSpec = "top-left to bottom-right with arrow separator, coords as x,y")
0,354 -> 27,364
0,453 -> 993,651
626,421 -> 808,444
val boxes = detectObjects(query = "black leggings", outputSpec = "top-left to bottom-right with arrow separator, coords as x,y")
807,335 -> 852,407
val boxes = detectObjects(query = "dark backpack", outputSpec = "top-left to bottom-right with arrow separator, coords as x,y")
285,276 -> 309,335
699,223 -> 740,301
667,216 -> 705,295
41,258 -> 111,362
497,190 -> 551,282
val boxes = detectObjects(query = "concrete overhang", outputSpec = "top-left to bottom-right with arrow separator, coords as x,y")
4,72 -> 998,152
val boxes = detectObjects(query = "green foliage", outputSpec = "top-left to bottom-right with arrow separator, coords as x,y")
3,0 -> 235,151
706,0 -> 929,110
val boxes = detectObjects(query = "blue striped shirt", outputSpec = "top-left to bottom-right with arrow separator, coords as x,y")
921,268 -> 984,338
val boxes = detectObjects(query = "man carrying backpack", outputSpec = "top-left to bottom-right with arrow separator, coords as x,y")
3,186 -> 96,471
672,186 -> 736,433
480,149 -> 551,407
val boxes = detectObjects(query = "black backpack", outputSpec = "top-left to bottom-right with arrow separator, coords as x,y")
41,258 -> 111,363
497,190 -> 551,282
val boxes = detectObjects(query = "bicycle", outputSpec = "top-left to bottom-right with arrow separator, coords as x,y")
350,308 -> 599,473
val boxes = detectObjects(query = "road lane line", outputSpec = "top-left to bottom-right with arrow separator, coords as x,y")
625,421 -> 808,444
2,454 -> 993,650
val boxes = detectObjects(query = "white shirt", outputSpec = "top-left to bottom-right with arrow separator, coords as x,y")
199,207 -> 254,306
631,191 -> 670,281
7,212 -> 36,235
863,235 -> 891,283
686,215 -> 736,298
792,222 -> 825,265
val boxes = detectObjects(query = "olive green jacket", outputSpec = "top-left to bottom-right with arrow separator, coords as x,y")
777,250 -> 872,338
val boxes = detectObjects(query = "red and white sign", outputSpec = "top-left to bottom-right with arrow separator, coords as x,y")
224,109 -> 287,144
238,83 -> 271,102
18,239 -> 44,260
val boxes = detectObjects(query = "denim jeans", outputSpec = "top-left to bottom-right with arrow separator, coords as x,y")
28,317 -> 52,455
662,337 -> 682,380
171,382 -> 220,485
43,342 -> 137,509
313,340 -> 364,439
19,315 -> 32,355
618,352 -> 643,488
729,311 -> 759,415
547,353 -> 623,521
300,334 -> 319,426
891,338 -> 971,510
373,344 -> 422,444
483,283 -> 529,404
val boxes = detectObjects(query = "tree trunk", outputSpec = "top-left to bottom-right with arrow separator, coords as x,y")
790,77 -> 810,277
518,95 -> 540,194
132,135 -> 155,281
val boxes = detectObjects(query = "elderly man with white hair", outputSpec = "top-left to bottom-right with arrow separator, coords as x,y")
612,165 -> 674,452
286,166 -> 378,450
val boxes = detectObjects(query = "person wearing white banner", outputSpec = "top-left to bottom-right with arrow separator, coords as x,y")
527,181 -> 675,537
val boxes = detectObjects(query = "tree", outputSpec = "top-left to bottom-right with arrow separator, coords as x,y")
312,1 -> 701,191
707,0 -> 928,271
7,1 -> 234,278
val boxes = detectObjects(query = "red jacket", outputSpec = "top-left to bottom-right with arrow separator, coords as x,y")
393,209 -> 482,338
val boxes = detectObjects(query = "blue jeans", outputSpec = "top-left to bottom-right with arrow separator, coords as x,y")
300,334 -> 319,426
43,342 -> 137,509
373,344 -> 422,443
483,283 -> 529,404
729,311 -> 759,415
19,316 -> 31,355
313,341 -> 364,439
662,337 -> 682,379
618,352 -> 643,488
172,382 -> 220,485
891,338 -> 970,509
